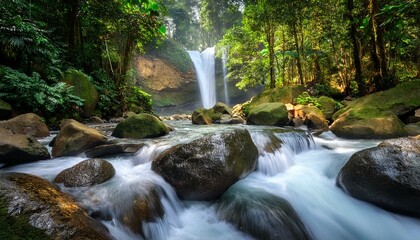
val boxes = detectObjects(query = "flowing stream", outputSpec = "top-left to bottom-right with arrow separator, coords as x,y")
187,47 -> 216,109
4,121 -> 420,240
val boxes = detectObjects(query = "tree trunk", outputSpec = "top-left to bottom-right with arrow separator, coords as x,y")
266,22 -> 276,89
347,0 -> 364,94
369,0 -> 388,90
292,23 -> 304,85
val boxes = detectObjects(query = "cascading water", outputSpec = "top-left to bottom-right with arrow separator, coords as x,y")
221,47 -> 230,105
4,122 -> 420,240
187,47 -> 216,109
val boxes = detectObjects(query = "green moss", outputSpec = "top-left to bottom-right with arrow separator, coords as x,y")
249,85 -> 305,111
112,113 -> 168,139
247,102 -> 289,126
0,100 -> 11,111
62,69 -> 99,117
346,80 -> 420,112
0,198 -> 51,240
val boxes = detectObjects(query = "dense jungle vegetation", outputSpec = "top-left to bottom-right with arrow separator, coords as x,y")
0,0 -> 418,121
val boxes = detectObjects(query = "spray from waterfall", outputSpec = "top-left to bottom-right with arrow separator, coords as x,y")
188,47 -> 216,109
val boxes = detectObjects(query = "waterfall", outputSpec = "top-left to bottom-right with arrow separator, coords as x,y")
221,47 -> 230,105
188,47 -> 216,109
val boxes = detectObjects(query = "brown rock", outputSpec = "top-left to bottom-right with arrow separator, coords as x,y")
0,113 -> 49,138
52,119 -> 107,157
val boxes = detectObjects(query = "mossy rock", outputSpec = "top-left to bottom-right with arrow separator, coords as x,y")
247,102 -> 289,126
0,172 -> 112,240
0,197 -> 51,240
302,105 -> 328,129
112,113 -> 168,139
213,102 -> 233,116
0,100 -> 12,120
192,108 -> 220,125
333,80 -> 420,121
248,85 -> 305,113
62,69 -> 99,118
317,96 -> 337,120
330,107 -> 407,139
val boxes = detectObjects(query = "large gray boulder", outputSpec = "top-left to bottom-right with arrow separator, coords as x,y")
52,119 -> 107,157
247,102 -> 289,126
218,182 -> 311,240
152,129 -> 258,200
0,113 -> 49,138
336,136 -> 420,217
0,128 -> 50,165
0,172 -> 112,239
54,159 -> 115,187
112,113 -> 168,139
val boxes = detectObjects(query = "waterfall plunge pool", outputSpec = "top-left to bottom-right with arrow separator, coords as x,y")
3,121 -> 420,240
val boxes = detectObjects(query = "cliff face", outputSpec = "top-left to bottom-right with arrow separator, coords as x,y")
136,56 -> 200,114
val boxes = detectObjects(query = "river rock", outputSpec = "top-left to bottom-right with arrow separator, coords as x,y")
0,113 -> 49,138
406,122 -> 420,136
54,159 -> 115,187
191,107 -> 220,125
213,102 -> 233,116
152,129 -> 258,200
0,128 -> 50,165
85,142 -> 145,158
52,119 -> 107,157
217,182 -> 311,240
330,108 -> 407,139
0,99 -> 12,120
61,69 -> 99,118
0,172 -> 112,239
336,136 -> 420,217
247,85 -> 305,110
317,96 -> 337,120
247,102 -> 289,126
302,105 -> 328,130
112,113 -> 168,139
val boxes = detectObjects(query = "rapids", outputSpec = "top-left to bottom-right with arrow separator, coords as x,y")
3,121 -> 420,240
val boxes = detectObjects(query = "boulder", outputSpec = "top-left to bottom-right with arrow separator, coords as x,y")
317,96 -> 337,120
336,136 -> 420,217
0,128 -> 50,165
86,181 -> 164,237
0,113 -> 49,138
62,69 -> 99,118
213,102 -> 233,116
0,99 -> 12,120
330,107 -> 407,139
191,108 -> 220,125
54,159 -> 116,187
111,113 -> 168,139
406,122 -> 420,136
85,142 -> 145,158
0,172 -> 112,239
52,119 -> 107,157
332,80 -> 420,121
302,105 -> 328,130
247,102 -> 289,126
217,182 -> 311,240
247,85 -> 305,111
152,129 -> 258,200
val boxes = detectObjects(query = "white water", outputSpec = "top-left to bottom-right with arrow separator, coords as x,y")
221,47 -> 230,105
3,122 -> 420,240
188,47 -> 216,109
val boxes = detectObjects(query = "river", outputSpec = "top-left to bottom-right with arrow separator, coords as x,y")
3,121 -> 420,240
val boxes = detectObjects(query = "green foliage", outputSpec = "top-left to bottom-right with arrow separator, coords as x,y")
125,86 -> 153,114
0,66 -> 84,120
295,92 -> 321,108
146,39 -> 192,73
91,69 -> 120,118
